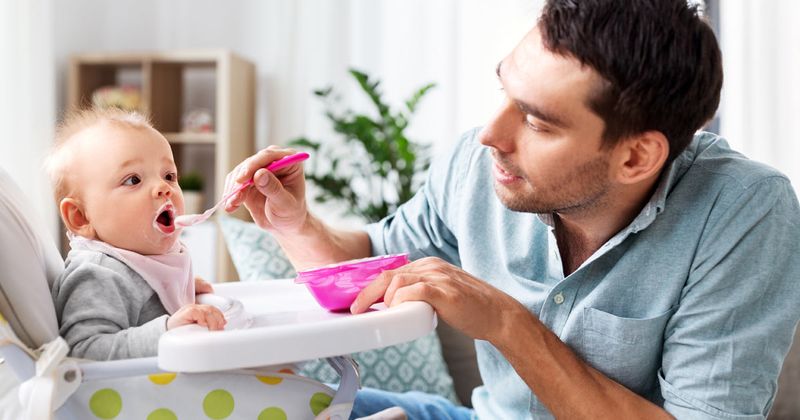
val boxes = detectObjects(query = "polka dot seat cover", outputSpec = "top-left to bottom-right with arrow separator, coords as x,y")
71,370 -> 333,420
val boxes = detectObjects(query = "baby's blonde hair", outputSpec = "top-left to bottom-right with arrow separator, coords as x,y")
44,107 -> 154,204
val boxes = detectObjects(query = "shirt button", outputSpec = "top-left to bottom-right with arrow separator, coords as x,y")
553,292 -> 565,305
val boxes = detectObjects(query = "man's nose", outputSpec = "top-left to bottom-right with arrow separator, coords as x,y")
478,98 -> 517,153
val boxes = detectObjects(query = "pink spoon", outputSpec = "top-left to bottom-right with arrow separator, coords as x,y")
174,152 -> 310,228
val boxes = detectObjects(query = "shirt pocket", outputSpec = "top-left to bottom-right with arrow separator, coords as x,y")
579,306 -> 676,396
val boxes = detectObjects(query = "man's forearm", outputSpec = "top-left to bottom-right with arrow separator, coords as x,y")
273,212 -> 372,271
494,308 -> 673,419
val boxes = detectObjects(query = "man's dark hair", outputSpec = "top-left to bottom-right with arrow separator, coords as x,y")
539,0 -> 723,163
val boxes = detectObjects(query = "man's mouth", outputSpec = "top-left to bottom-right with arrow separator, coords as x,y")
495,163 -> 517,177
492,155 -> 523,184
491,152 -> 523,179
155,204 -> 176,234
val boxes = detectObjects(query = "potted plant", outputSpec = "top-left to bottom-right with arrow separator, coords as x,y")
289,69 -> 436,223
179,171 -> 204,215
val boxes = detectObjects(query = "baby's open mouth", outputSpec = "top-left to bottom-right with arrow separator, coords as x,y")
155,205 -> 176,234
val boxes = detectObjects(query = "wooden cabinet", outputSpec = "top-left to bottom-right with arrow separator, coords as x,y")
67,51 -> 255,281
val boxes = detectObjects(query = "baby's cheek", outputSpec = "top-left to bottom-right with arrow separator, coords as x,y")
174,194 -> 186,214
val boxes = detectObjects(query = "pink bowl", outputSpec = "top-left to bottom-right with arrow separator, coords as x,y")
295,254 -> 410,311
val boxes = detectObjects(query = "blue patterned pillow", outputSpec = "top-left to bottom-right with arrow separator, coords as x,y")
217,216 -> 459,403
218,216 -> 296,281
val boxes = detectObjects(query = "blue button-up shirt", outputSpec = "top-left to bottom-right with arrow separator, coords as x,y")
365,129 -> 800,419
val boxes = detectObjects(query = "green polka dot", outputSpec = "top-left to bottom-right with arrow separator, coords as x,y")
147,408 -> 177,420
203,389 -> 234,419
309,392 -> 332,416
257,407 -> 287,420
89,388 -> 122,419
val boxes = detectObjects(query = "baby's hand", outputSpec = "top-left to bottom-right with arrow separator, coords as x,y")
167,304 -> 226,331
195,276 -> 214,295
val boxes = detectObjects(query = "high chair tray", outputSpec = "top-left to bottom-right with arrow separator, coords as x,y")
157,279 -> 436,372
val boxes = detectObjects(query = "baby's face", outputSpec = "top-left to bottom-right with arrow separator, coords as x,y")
69,123 -> 185,255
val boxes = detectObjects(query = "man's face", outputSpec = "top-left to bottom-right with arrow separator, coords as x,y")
67,123 -> 185,255
480,27 -> 614,215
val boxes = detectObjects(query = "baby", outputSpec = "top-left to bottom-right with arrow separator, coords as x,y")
45,107 -> 225,360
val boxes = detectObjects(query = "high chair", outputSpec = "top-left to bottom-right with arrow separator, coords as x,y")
0,168 -> 436,420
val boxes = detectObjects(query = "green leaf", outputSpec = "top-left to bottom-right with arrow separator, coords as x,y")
314,87 -> 333,97
300,69 -> 435,222
349,68 -> 391,120
178,171 -> 203,191
405,82 -> 436,114
287,137 -> 322,151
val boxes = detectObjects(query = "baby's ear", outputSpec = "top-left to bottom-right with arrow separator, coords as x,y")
60,198 -> 95,238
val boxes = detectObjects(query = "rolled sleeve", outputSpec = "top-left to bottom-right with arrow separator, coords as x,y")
659,371 -> 765,420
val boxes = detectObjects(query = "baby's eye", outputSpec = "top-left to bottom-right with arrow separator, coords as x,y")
122,175 -> 141,186
165,172 -> 177,182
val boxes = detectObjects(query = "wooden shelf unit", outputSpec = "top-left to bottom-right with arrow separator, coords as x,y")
67,50 -> 256,282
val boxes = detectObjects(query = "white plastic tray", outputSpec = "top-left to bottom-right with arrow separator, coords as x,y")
157,280 -> 436,372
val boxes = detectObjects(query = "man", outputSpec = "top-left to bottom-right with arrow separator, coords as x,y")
227,0 -> 800,418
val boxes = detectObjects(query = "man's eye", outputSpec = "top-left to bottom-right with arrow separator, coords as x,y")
123,175 -> 141,186
524,115 -> 547,133
165,172 -> 177,182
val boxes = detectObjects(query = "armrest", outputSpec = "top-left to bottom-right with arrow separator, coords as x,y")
79,357 -> 162,382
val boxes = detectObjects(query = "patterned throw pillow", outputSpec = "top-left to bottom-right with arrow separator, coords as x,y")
217,216 -> 459,403
299,333 -> 458,403
218,216 -> 296,281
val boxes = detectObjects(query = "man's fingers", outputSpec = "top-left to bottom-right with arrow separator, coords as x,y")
390,281 -> 442,308
236,148 -> 294,184
351,273 -> 393,314
384,273 -> 423,306
253,169 -> 298,211
225,147 -> 301,213
224,187 -> 247,211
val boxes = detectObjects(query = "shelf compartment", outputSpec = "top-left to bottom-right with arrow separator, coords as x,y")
149,62 -> 217,134
69,62 -> 145,111
163,132 -> 216,144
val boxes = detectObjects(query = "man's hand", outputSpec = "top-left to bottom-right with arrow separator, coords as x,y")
350,257 -> 526,341
167,304 -> 226,331
194,276 -> 213,294
223,146 -> 309,234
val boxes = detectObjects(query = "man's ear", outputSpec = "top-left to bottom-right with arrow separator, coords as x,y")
60,198 -> 95,238
611,131 -> 669,185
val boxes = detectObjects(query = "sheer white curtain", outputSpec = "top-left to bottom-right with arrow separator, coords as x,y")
53,0 -> 541,226
54,0 -> 540,153
0,0 -> 57,238
719,1 -> 800,188
0,0 -> 56,414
